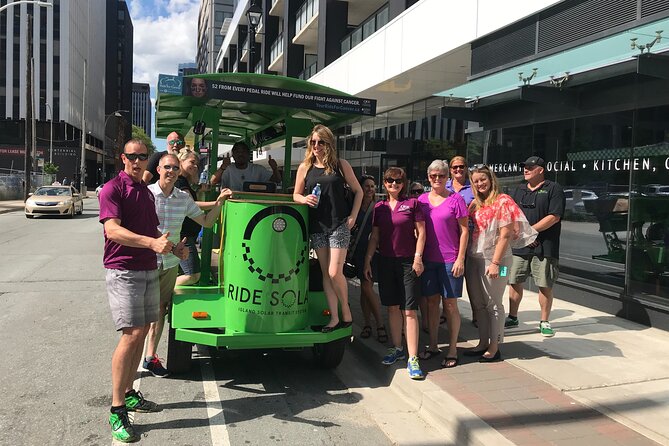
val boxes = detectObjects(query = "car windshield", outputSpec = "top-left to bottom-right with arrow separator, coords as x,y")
34,187 -> 72,197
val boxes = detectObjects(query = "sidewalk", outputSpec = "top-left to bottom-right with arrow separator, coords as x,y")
0,199 -> 25,214
344,280 -> 669,445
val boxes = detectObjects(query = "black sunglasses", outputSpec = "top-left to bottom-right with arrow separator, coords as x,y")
124,153 -> 149,161
384,177 -> 403,184
310,139 -> 327,147
469,163 -> 489,172
168,139 -> 185,147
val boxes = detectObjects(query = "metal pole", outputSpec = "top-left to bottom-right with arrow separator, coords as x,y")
80,58 -> 86,193
24,12 -> 32,200
45,102 -> 52,164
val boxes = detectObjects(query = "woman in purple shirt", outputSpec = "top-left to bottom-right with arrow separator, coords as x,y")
364,167 -> 426,380
418,160 -> 469,369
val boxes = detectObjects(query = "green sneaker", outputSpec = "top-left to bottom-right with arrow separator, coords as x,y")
125,389 -> 160,413
109,410 -> 137,443
540,321 -> 555,337
407,356 -> 425,380
504,316 -> 519,328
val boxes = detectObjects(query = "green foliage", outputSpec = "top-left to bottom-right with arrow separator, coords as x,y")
43,162 -> 59,174
131,125 -> 156,154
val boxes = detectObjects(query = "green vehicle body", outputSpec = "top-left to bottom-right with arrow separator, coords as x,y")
155,74 -> 375,372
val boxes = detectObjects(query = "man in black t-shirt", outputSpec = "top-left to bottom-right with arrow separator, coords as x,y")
506,156 -> 565,337
142,131 -> 185,184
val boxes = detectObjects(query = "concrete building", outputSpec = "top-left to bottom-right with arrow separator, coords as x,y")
197,0 -> 235,73
178,62 -> 199,76
0,0 -> 131,190
131,83 -> 152,139
212,0 -> 669,328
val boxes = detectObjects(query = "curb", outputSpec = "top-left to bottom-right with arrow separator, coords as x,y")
345,323 -> 512,446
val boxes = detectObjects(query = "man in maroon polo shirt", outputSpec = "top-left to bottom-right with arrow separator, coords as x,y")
98,139 -> 175,443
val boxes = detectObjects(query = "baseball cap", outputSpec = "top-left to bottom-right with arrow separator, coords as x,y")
520,156 -> 545,168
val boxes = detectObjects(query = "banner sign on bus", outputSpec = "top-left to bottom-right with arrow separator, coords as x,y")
159,75 -> 377,116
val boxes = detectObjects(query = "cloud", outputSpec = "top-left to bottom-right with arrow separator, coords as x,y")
126,0 -> 200,142
129,0 -> 199,86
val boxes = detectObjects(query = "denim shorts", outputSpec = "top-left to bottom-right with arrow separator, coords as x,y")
310,221 -> 351,250
421,261 -> 464,298
179,236 -> 201,276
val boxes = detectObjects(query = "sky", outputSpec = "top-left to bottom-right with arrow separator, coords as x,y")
126,0 -> 201,150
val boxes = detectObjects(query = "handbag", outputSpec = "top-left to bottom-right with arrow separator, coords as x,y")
343,203 -> 374,279
338,164 -> 355,213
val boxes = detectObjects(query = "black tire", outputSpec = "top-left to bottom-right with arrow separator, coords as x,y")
312,337 -> 348,369
167,325 -> 193,374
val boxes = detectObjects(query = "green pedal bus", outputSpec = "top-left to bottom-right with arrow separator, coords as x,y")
155,73 -> 376,372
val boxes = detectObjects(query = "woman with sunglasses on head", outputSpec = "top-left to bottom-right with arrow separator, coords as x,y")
351,175 -> 387,343
364,168 -> 426,380
417,160 -> 469,369
293,125 -> 363,332
174,149 -> 228,286
465,165 -> 536,362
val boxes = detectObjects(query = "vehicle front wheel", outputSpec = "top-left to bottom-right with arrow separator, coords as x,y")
312,337 -> 348,369
167,326 -> 193,374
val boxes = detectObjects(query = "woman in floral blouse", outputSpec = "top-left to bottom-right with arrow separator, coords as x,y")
465,165 -> 536,362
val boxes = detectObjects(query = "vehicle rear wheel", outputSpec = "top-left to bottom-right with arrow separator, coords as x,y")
167,325 -> 193,374
312,337 -> 348,369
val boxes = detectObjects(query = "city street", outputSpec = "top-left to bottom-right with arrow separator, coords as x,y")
0,199 -> 428,446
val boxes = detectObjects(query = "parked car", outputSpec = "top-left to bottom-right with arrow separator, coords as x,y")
25,186 -> 84,219
95,183 -> 105,197
564,188 -> 598,213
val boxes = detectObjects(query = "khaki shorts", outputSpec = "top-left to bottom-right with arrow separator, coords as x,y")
508,255 -> 559,289
159,266 -> 179,305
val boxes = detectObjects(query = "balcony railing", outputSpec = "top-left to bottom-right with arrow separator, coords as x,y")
295,0 -> 316,36
340,5 -> 389,56
270,33 -> 283,64
298,60 -> 317,80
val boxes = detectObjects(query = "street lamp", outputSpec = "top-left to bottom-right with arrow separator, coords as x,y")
103,109 -> 128,182
44,102 -> 52,164
246,1 -> 262,73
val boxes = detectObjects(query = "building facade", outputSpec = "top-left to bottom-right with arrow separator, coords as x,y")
131,83 -> 151,139
211,0 -> 669,328
0,0 -> 131,191
104,0 -> 133,181
178,61 -> 199,76
197,0 -> 235,73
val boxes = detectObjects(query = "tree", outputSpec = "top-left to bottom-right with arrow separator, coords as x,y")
43,162 -> 59,174
131,125 -> 156,154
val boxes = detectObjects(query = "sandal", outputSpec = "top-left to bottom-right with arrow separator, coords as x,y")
376,326 -> 388,343
441,356 -> 458,368
419,349 -> 441,360
439,315 -> 447,325
360,325 -> 372,339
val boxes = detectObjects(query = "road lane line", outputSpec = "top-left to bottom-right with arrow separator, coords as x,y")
198,345 -> 231,446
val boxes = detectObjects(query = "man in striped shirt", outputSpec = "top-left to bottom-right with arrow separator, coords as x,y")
144,152 -> 232,377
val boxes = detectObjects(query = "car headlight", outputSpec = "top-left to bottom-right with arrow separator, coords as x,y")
58,200 -> 72,206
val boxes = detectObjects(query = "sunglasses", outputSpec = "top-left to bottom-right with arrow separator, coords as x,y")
450,165 -> 466,170
310,139 -> 327,147
384,177 -> 403,184
469,164 -> 489,172
410,189 -> 424,194
429,174 -> 446,180
123,153 -> 149,161
160,165 -> 180,171
168,139 -> 185,147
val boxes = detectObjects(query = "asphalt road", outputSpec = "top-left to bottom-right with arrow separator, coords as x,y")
0,199 -> 395,446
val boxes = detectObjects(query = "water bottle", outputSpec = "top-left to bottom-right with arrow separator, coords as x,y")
312,183 -> 321,207
199,165 -> 209,185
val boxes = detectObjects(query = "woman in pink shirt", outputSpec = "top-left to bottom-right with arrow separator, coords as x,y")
417,160 -> 469,368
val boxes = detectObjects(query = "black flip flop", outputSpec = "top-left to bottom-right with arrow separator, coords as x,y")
441,356 -> 458,368
419,349 -> 441,360
360,325 -> 372,338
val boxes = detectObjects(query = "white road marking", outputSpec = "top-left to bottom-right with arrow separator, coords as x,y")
198,345 -> 231,446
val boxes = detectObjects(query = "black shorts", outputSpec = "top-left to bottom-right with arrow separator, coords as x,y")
377,256 -> 419,310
